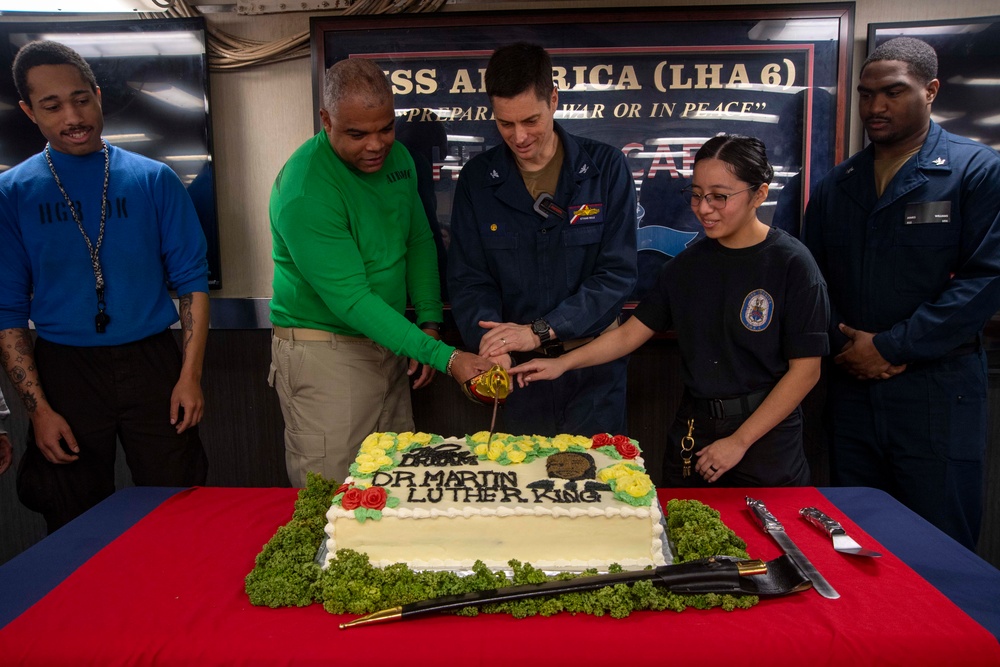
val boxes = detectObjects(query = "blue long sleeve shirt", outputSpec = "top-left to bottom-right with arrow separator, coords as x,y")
0,145 -> 209,346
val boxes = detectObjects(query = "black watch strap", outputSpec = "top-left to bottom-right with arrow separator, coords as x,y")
417,321 -> 443,333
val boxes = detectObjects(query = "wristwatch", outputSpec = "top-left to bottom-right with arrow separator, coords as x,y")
531,318 -> 552,345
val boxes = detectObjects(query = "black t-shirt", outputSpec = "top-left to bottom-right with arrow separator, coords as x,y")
633,227 -> 829,398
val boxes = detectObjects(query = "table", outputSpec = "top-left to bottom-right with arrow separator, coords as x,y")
1,486 -> 998,666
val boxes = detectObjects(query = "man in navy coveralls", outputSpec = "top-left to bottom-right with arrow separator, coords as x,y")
803,37 -> 1000,549
448,42 -> 637,438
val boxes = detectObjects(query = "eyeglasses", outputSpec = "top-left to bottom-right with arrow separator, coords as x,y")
681,185 -> 760,209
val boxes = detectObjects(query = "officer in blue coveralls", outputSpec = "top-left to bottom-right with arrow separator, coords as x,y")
803,37 -> 1000,549
448,42 -> 638,437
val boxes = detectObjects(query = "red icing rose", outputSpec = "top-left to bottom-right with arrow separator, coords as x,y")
614,440 -> 640,459
592,433 -> 613,447
611,434 -> 631,447
340,487 -> 363,510
360,486 -> 388,510
335,483 -> 350,496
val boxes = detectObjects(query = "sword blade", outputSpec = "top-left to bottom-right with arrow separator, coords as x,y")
769,529 -> 840,599
486,394 -> 499,448
747,496 -> 840,599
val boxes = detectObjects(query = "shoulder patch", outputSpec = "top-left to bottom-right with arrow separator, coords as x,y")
740,289 -> 774,332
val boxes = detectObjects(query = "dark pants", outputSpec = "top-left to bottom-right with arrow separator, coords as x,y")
663,393 -> 810,488
499,356 -> 628,438
826,351 -> 986,550
16,331 -> 207,533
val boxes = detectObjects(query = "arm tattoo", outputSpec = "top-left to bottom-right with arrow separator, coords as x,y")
178,293 -> 195,361
1,328 -> 43,415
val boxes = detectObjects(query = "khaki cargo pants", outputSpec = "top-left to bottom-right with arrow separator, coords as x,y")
269,329 -> 413,486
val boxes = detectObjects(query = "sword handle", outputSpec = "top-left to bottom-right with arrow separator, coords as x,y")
800,507 -> 844,535
746,496 -> 784,532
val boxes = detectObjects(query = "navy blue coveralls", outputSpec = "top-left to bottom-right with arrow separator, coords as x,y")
803,121 -> 1000,549
448,123 -> 638,437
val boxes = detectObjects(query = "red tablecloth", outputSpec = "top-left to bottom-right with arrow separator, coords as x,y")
1,486 -> 998,666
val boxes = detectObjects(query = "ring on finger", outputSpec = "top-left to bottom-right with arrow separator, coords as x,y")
501,338 -> 507,344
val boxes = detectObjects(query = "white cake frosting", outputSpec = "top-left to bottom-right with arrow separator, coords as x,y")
323,432 -> 670,571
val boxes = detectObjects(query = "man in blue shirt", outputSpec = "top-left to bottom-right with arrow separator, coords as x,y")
448,42 -> 638,437
0,41 -> 210,531
803,37 -> 1000,549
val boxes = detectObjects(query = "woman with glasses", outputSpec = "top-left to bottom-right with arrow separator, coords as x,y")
511,134 -> 830,487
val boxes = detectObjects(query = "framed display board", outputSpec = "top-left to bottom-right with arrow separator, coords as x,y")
312,5 -> 853,301
869,15 -> 1000,154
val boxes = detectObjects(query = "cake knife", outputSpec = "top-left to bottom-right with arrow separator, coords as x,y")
800,507 -> 882,558
746,496 -> 840,599
339,555 -> 812,629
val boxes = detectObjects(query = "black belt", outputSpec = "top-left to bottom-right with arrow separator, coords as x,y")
691,387 -> 771,420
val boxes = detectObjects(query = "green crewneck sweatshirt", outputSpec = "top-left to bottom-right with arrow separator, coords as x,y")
269,132 -> 453,372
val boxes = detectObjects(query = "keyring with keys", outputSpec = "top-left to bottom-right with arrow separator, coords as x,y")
681,418 -> 695,478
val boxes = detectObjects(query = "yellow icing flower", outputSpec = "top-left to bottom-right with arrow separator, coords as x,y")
551,434 -> 575,451
474,443 -> 489,457
358,441 -> 385,454
508,437 -> 534,452
355,452 -> 393,474
506,448 -> 526,464
598,462 -> 638,483
360,433 -> 381,449
619,472 -> 654,498
469,431 -> 491,444
356,462 -> 381,475
572,435 -> 593,448
487,441 -> 505,461
395,432 -> 413,446
410,432 -> 432,445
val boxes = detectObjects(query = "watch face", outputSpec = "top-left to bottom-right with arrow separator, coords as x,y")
532,319 -> 550,342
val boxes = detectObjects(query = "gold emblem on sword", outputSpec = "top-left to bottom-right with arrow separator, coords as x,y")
461,364 -> 512,446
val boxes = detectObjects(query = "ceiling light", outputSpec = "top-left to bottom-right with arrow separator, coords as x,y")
748,19 -> 840,42
128,82 -> 205,111
102,132 -> 156,144
30,31 -> 204,57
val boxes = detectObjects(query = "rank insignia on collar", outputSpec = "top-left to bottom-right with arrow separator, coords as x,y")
578,164 -> 589,175
489,169 -> 500,179
933,157 -> 947,166
569,203 -> 604,224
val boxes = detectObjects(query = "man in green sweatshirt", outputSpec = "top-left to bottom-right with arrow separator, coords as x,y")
269,58 -> 488,486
